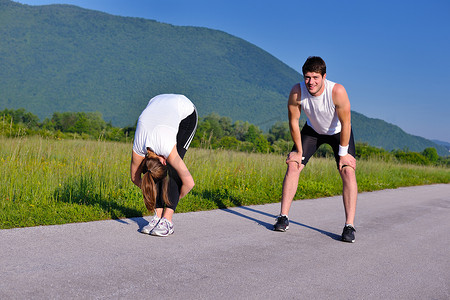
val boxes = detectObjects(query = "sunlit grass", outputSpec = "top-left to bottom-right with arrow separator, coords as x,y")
1,136 -> 449,229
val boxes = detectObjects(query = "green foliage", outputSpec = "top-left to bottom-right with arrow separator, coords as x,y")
392,150 -> 430,166
422,147 -> 439,163
355,143 -> 450,167
1,108 -> 449,167
1,108 -> 131,142
1,136 -> 449,229
268,121 -> 290,142
355,143 -> 393,162
0,108 -> 40,129
46,111 -> 106,136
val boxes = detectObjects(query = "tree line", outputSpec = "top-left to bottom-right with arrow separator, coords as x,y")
1,108 -> 448,167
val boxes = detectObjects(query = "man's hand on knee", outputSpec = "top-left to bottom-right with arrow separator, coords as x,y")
339,154 -> 356,171
286,151 -> 303,170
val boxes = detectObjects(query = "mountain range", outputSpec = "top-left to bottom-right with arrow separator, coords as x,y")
0,0 -> 448,156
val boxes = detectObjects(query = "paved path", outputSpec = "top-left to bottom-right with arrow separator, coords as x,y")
1,184 -> 449,299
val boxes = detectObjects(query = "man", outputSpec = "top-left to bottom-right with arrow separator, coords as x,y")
273,56 -> 358,243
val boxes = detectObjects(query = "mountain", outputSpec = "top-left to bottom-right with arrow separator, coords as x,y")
0,0 -> 296,128
1,0 -> 448,156
351,112 -> 448,155
432,140 -> 450,152
432,140 -> 450,147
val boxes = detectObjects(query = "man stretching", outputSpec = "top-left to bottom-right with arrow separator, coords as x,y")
274,56 -> 358,243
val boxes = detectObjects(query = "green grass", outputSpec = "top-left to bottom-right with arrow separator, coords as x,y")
1,136 -> 449,229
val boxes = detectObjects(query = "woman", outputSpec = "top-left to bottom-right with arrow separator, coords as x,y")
130,94 -> 198,236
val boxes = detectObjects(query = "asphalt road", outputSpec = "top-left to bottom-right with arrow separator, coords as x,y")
1,184 -> 449,299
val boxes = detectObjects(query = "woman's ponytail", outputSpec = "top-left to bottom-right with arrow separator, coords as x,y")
141,171 -> 158,211
140,150 -> 170,211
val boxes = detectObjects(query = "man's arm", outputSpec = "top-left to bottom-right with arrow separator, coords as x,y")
287,84 -> 303,165
333,83 -> 356,170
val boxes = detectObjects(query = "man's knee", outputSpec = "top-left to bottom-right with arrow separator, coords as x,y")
339,165 -> 355,178
286,161 -> 303,175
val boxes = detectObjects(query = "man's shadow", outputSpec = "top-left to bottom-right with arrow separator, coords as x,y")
223,205 -> 341,241
194,188 -> 341,241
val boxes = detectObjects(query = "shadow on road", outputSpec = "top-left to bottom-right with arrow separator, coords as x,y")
224,205 -> 341,240
115,216 -> 150,232
117,186 -> 341,240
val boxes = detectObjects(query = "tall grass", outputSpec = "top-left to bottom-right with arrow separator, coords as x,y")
1,136 -> 449,229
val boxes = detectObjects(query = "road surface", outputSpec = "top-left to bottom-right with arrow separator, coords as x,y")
1,184 -> 449,299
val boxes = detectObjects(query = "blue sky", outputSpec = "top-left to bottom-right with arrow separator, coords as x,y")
15,0 -> 450,142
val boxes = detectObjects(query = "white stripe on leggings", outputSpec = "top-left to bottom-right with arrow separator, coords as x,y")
183,107 -> 198,150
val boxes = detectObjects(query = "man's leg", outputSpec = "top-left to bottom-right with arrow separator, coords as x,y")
280,161 -> 304,216
340,165 -> 358,243
276,124 -> 317,231
274,161 -> 303,231
340,166 -> 358,225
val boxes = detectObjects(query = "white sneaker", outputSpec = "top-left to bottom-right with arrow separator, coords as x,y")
140,215 -> 161,234
150,218 -> 174,237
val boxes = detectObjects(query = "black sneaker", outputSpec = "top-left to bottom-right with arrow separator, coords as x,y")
273,215 -> 289,232
341,225 -> 356,243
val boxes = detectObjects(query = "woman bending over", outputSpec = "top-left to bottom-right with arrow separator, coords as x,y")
130,94 -> 198,236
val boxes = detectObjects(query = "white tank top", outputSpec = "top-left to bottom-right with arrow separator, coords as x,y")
300,79 -> 341,135
133,94 -> 195,158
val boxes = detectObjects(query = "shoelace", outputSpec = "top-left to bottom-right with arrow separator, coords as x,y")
157,218 -> 172,229
344,225 -> 356,232
276,215 -> 288,222
149,217 -> 160,226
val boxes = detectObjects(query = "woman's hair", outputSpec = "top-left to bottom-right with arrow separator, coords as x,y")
140,149 -> 170,211
302,56 -> 326,76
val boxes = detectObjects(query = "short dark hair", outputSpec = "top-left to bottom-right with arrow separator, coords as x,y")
302,56 -> 326,76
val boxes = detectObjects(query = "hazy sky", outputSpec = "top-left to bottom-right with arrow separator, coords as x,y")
14,0 -> 450,142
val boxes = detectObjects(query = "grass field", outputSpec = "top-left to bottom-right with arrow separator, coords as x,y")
1,136 -> 449,229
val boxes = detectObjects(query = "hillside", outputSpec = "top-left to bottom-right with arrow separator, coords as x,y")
350,112 -> 448,155
0,0 -> 297,127
0,0 -> 448,156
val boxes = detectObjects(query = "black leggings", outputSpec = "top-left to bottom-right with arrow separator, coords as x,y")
156,108 -> 198,211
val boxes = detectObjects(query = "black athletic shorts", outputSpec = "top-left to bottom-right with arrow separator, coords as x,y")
293,123 -> 356,169
156,107 -> 198,210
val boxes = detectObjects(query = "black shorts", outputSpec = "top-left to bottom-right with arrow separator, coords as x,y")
293,123 -> 356,169
156,107 -> 198,210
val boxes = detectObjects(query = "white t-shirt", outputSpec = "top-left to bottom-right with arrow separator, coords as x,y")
300,79 -> 341,135
133,94 -> 195,158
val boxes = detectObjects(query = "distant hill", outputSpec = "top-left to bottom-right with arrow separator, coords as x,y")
0,0 -> 448,156
432,140 -> 450,147
0,0 -> 297,127
432,140 -> 450,152
351,112 -> 448,155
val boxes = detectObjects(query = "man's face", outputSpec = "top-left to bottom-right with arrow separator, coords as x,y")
304,72 -> 326,96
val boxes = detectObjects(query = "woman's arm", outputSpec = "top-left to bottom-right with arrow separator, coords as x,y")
130,150 -> 145,188
167,146 -> 195,199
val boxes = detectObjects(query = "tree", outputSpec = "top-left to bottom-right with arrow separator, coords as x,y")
0,108 -> 40,129
268,121 -> 290,142
422,147 -> 439,163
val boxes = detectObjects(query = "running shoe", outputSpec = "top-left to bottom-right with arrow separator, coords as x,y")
341,224 -> 356,243
140,215 -> 161,234
150,217 -> 174,237
273,215 -> 289,232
